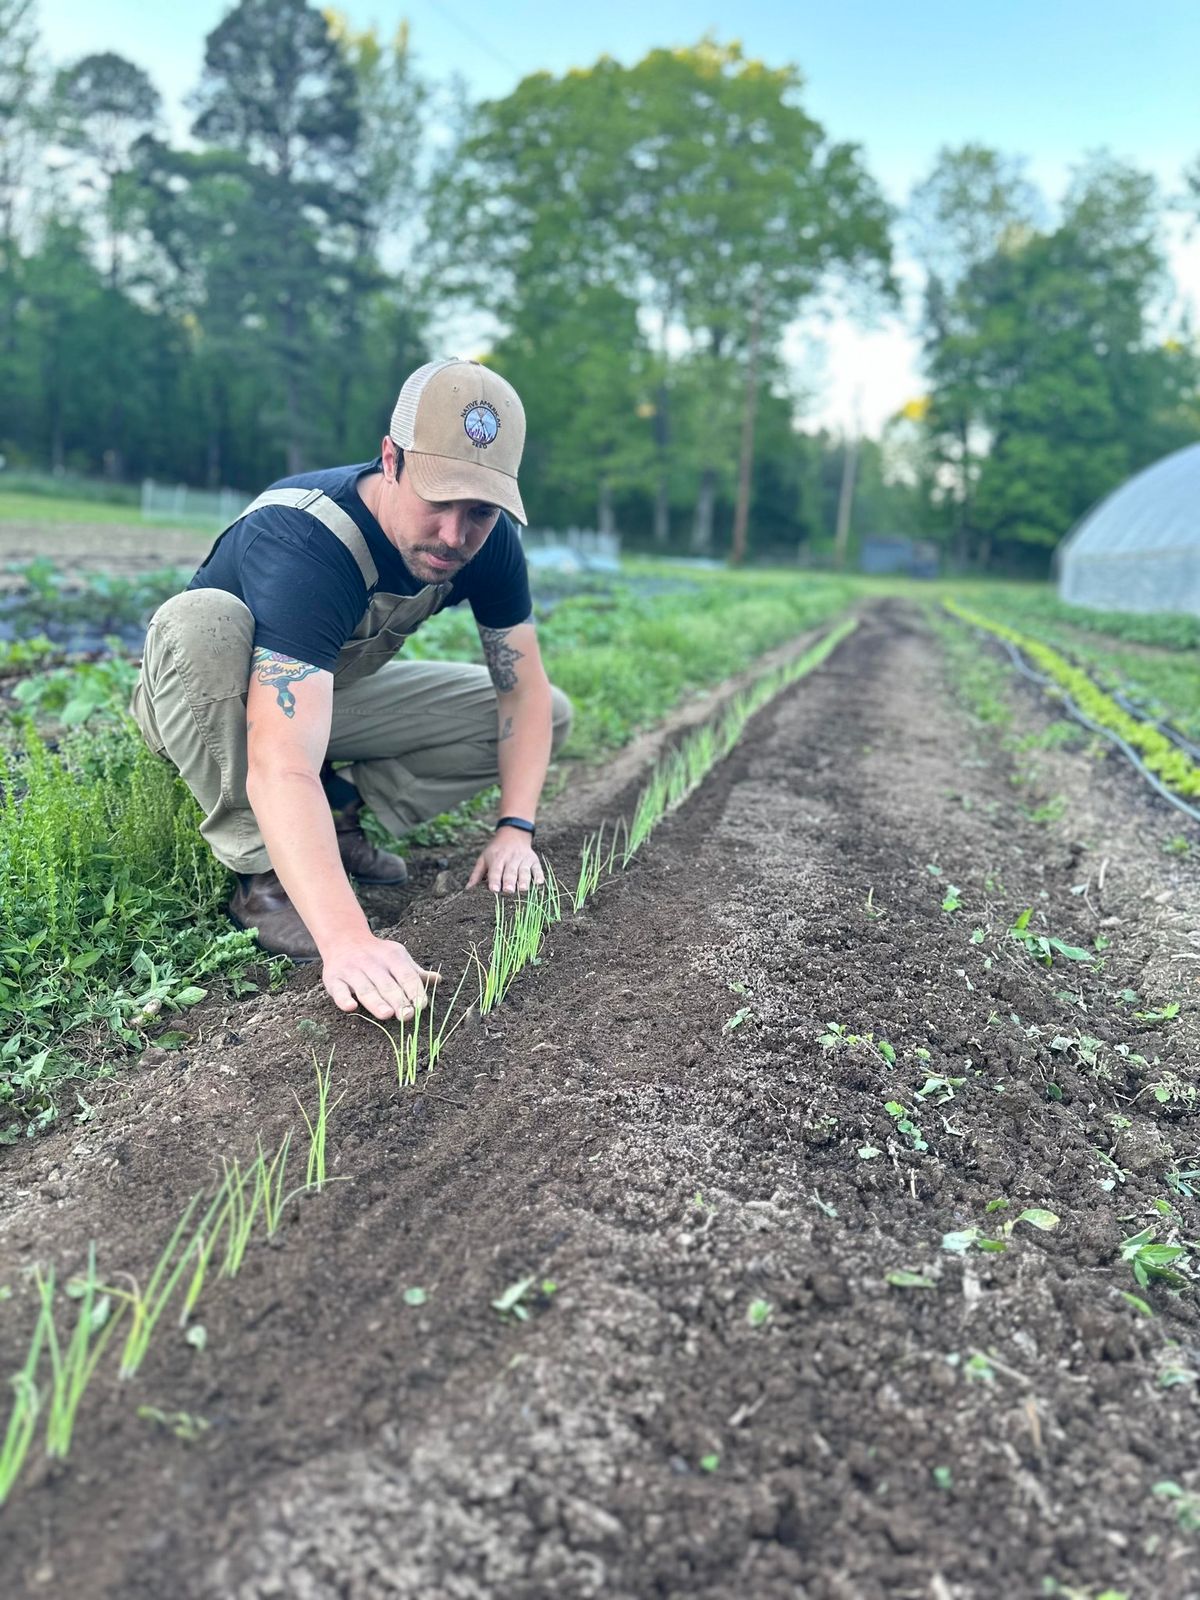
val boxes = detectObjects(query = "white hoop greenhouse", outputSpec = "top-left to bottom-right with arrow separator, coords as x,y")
1057,442 -> 1200,615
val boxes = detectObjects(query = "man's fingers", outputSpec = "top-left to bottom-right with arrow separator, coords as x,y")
466,855 -> 486,889
325,977 -> 359,1014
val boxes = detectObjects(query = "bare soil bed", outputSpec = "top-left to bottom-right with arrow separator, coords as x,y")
0,516 -> 212,583
2,601 -> 1199,1599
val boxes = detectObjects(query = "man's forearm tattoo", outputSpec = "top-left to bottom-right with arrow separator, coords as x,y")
251,648 -> 320,719
478,619 -> 529,694
498,715 -> 514,743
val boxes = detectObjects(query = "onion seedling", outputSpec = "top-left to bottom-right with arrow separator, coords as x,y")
474,877 -> 560,1015
360,962 -> 472,1086
0,1293 -> 50,1505
572,826 -> 607,912
218,1154 -> 267,1279
106,1187 -> 228,1378
257,1131 -> 293,1237
294,1048 -> 345,1193
38,1245 -> 124,1458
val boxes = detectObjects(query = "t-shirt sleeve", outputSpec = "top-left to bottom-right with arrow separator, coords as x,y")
464,516 -> 533,629
238,512 -> 367,672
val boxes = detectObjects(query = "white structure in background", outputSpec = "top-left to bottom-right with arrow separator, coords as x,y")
1057,443 -> 1200,616
142,480 -> 247,525
521,527 -> 621,572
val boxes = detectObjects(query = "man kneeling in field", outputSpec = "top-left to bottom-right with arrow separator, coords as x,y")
130,359 -> 571,1023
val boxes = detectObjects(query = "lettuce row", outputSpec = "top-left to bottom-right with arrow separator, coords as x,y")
944,600 -> 1200,800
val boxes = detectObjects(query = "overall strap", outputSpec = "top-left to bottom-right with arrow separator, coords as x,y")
237,487 -> 380,590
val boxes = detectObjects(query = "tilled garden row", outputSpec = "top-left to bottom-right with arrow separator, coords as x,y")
1,600 -> 1198,1599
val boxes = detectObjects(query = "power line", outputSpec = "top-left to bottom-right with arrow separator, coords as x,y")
416,0 -> 527,81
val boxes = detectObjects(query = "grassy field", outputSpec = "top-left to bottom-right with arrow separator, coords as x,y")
0,492 -> 205,531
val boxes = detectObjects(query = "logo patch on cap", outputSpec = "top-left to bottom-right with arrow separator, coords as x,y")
462,401 -> 500,449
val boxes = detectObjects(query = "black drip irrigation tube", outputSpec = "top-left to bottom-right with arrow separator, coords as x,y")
998,637 -> 1200,827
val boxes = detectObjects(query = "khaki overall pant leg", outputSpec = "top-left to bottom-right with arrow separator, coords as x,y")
131,589 -> 573,874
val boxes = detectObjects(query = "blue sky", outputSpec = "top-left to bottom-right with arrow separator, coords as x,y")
35,0 -> 1200,432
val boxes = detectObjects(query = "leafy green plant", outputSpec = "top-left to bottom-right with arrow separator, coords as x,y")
1120,1226 -> 1192,1291
884,1099 -> 928,1152
1007,908 -> 1094,967
0,719 -> 263,1139
1152,1481 -> 1200,1533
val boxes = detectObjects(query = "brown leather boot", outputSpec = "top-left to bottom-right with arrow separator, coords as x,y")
331,800 -> 408,886
228,870 -> 320,962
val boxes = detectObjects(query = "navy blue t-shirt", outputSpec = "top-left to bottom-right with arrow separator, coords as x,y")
187,459 -> 531,672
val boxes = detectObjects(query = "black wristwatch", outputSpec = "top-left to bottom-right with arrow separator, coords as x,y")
495,815 -> 536,839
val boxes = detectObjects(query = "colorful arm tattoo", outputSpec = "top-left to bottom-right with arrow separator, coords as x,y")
251,648 -> 320,719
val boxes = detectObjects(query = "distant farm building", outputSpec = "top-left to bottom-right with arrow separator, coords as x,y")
1057,442 -> 1200,616
859,536 -> 940,579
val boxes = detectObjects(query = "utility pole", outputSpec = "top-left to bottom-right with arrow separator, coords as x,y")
832,390 -> 863,570
729,278 -> 763,567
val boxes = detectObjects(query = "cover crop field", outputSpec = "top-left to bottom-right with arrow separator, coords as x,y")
0,528 -> 1197,1599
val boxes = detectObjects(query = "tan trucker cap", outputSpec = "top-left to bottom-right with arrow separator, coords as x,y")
389,359 -> 527,524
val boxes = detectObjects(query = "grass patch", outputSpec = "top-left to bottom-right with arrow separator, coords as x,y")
0,718 -> 268,1141
0,492 -> 203,531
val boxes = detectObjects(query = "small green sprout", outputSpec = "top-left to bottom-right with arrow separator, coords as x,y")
886,1270 -> 935,1290
1134,1002 -> 1180,1022
137,1406 -> 209,1443
699,1453 -> 720,1473
1152,1481 -> 1200,1532
941,886 -> 962,912
1120,1227 -> 1191,1290
403,1287 -> 428,1307
492,1276 -> 557,1322
932,1465 -> 953,1491
884,1100 -> 928,1152
724,1006 -> 752,1034
746,1299 -> 772,1328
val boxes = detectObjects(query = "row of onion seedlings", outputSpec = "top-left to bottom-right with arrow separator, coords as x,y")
0,1059 -> 339,1503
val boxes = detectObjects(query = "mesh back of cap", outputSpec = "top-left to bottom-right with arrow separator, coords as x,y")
390,360 -> 454,447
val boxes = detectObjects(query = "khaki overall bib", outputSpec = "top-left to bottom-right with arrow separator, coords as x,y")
130,487 -> 571,874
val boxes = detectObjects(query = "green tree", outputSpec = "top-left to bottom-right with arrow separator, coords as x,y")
51,52 -> 160,288
909,145 -> 1043,563
436,39 -> 893,557
924,155 -> 1197,569
0,0 -> 44,448
187,0 -> 363,473
491,284 -> 655,533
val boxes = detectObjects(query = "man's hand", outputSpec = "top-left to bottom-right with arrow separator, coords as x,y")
320,931 -> 440,1021
467,827 -> 545,895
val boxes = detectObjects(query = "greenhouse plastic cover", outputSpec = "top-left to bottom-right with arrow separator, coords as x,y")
1058,441 -> 1200,615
